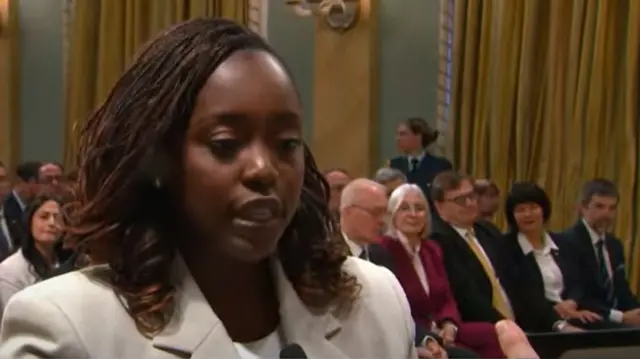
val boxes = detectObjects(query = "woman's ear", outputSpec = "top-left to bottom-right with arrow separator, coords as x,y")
137,147 -> 173,190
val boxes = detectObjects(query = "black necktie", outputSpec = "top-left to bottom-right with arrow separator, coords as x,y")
410,158 -> 419,173
596,240 -> 614,305
359,248 -> 369,261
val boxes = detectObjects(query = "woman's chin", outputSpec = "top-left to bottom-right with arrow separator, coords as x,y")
36,237 -> 59,245
400,228 -> 423,236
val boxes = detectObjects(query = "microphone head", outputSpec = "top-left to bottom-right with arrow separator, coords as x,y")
280,343 -> 307,359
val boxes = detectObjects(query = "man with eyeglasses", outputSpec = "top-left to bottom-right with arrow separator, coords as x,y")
339,179 -> 388,260
430,171 -> 580,334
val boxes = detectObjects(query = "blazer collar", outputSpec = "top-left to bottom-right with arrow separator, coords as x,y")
517,232 -> 558,255
152,256 -> 346,359
574,220 -> 602,247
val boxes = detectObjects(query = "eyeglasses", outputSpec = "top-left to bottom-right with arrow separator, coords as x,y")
445,191 -> 478,206
351,204 -> 387,219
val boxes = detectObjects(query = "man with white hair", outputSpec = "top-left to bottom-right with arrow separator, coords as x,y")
339,179 -> 388,259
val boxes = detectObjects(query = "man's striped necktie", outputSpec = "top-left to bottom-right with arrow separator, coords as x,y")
596,239 -> 615,306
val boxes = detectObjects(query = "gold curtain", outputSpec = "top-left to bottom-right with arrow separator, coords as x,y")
63,0 -> 249,169
448,0 -> 640,294
0,0 -> 21,172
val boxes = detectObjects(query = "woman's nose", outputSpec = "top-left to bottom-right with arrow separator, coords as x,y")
241,143 -> 277,194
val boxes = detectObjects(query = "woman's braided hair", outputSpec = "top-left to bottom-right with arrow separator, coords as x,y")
66,18 -> 360,337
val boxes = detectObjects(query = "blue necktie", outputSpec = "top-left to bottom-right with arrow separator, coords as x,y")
596,240 -> 615,306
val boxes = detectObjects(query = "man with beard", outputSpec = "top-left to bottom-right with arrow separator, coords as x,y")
561,179 -> 640,327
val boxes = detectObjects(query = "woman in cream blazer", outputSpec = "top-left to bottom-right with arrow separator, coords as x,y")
0,18 -> 416,359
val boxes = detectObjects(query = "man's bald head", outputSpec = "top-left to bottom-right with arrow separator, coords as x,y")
340,178 -> 387,211
339,178 -> 388,245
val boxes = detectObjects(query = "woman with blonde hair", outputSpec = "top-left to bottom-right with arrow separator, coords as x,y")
379,183 -> 504,358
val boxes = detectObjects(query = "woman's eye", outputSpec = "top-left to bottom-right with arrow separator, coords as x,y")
278,138 -> 302,152
209,138 -> 241,157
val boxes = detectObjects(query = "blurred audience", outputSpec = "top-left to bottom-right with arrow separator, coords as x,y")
2,161 -> 42,253
37,162 -> 64,186
323,168 -> 350,221
0,161 -> 10,200
379,183 -> 504,358
474,178 -> 500,222
429,171 -> 580,333
373,167 -> 406,197
0,161 -> 12,260
503,182 -> 622,330
339,179 -> 481,359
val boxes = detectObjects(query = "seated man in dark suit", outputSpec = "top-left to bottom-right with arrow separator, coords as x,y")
429,171 -> 581,333
561,179 -> 640,327
339,178 -> 479,359
2,161 -> 42,251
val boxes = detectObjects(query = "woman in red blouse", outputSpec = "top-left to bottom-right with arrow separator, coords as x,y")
379,183 -> 505,358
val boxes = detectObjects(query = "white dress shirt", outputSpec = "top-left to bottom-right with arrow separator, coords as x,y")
396,232 -> 429,295
407,152 -> 425,172
343,234 -> 367,259
452,225 -> 513,314
582,219 -> 621,322
517,233 -> 564,303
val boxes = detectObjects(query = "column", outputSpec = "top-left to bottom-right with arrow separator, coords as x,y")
311,0 -> 379,177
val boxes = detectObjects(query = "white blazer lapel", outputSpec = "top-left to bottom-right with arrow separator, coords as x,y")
152,257 -> 352,359
152,258 -> 241,359
273,259 -> 350,359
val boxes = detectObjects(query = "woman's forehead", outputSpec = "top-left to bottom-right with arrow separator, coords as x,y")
191,51 -> 300,117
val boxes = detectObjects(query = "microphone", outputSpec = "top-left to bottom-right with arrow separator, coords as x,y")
280,343 -> 308,359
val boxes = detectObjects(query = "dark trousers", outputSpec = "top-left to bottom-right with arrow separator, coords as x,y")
446,345 -> 481,358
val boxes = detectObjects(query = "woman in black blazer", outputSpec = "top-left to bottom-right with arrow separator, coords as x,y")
504,182 -> 625,330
